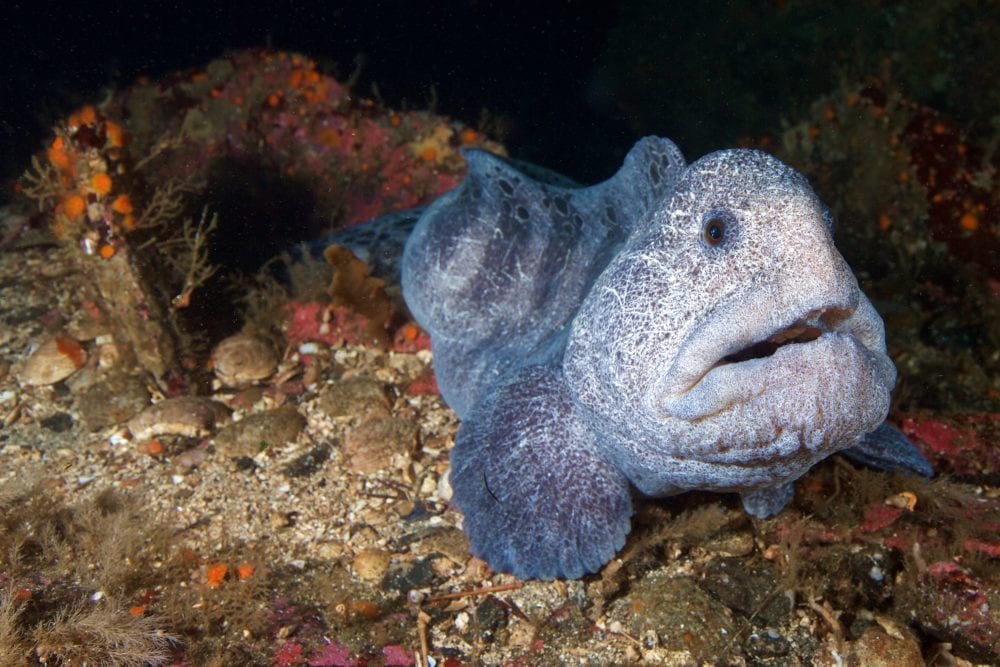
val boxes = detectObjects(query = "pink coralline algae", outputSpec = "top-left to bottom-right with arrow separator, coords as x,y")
917,562 -> 1000,660
129,48 -> 502,229
283,301 -> 430,354
284,301 -> 377,348
304,640 -> 359,667
901,413 -> 1000,478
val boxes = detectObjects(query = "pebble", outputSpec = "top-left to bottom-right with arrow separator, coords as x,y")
353,549 -> 392,582
380,557 -> 439,592
698,557 -> 791,627
416,526 -> 470,565
701,529 -> 755,557
437,470 -> 453,502
127,396 -> 231,440
342,416 -> 418,473
211,332 -> 278,387
174,445 -> 207,470
317,377 -> 391,420
73,373 -> 150,431
18,336 -> 87,386
848,626 -> 924,666
475,597 -> 510,640
40,411 -> 75,432
282,442 -> 331,477
212,405 -> 306,457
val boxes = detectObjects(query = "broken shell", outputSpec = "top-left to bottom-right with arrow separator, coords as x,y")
127,396 -> 231,440
18,336 -> 87,386
211,333 -> 278,387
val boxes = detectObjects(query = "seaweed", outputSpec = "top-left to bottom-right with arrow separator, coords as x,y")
0,478 -> 178,664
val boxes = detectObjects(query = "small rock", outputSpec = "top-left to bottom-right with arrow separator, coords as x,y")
417,527 -> 470,565
318,377 -> 391,420
65,310 -> 110,342
234,456 -> 258,472
380,557 -> 438,593
342,417 -> 418,473
174,444 -> 208,470
612,569 -> 738,661
701,529 -> 755,557
211,332 -> 278,387
18,336 -> 87,386
353,549 -> 391,582
474,597 -> 509,640
394,500 -> 416,518
437,470 -> 453,502
282,442 -> 331,477
848,626 -> 924,667
698,557 -> 791,627
128,396 -> 231,440
745,628 -> 790,659
316,542 -> 343,560
74,373 -> 150,431
270,510 -> 296,529
40,411 -> 75,432
213,405 -> 306,457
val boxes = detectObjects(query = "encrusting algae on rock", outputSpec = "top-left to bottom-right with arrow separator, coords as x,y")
13,49 -> 503,389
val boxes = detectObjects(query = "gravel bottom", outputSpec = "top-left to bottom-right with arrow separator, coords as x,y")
0,240 -> 993,666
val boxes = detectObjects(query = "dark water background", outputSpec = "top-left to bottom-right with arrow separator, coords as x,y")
6,1 -> 997,183
6,3 -> 617,183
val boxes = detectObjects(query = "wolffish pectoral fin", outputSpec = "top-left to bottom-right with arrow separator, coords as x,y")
740,482 -> 795,518
449,365 -> 632,580
841,422 -> 934,478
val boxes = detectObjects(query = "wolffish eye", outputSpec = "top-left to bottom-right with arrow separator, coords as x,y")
702,215 -> 726,246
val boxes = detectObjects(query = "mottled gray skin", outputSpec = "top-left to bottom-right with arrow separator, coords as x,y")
380,137 -> 931,580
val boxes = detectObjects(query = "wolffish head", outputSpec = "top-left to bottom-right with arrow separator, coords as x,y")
564,149 -> 895,495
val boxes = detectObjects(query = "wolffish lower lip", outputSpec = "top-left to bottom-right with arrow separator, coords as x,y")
716,307 -> 853,368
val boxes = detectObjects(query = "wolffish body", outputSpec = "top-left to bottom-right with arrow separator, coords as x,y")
335,137 -> 932,580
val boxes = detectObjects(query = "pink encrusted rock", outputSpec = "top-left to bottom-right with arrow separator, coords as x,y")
306,641 -> 359,667
284,301 -> 372,348
906,562 -> 1000,660
381,645 -> 414,667
901,413 -> 1000,477
859,503 -> 905,534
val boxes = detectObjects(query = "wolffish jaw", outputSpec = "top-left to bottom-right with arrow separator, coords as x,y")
655,300 -> 894,423
714,306 -> 852,367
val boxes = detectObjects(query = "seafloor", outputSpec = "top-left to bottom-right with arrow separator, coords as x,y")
0,48 -> 998,666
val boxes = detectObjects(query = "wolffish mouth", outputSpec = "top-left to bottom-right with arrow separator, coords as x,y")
717,307 -> 854,366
